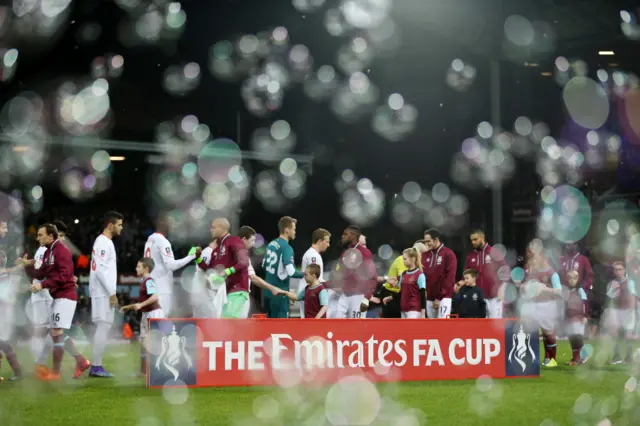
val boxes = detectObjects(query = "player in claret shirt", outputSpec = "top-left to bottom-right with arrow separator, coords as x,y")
280,264 -> 328,318
604,262 -> 637,364
121,258 -> 165,376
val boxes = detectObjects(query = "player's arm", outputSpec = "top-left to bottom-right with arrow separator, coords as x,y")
418,273 -> 427,318
316,289 -> 329,318
93,243 -> 117,297
221,240 -> 249,277
439,250 -> 457,300
280,289 -> 302,302
549,273 -> 562,295
161,241 -> 198,271
363,251 -> 378,299
283,246 -> 303,279
477,288 -> 487,318
383,275 -> 402,305
250,273 -> 284,295
38,247 -> 71,291
582,258 -> 594,292
136,279 -> 159,310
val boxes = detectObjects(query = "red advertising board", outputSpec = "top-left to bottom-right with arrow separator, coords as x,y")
147,318 -> 540,388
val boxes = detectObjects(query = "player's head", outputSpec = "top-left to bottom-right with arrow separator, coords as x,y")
239,226 -> 256,249
424,229 -> 442,251
463,269 -> 478,286
566,270 -> 579,288
469,229 -> 485,249
0,220 -> 7,239
304,263 -> 321,284
341,225 -> 361,246
565,242 -> 578,254
211,218 -> 230,240
37,223 -> 58,246
311,228 -> 331,253
413,240 -> 427,254
104,211 -> 124,236
359,234 -> 367,247
136,258 -> 155,277
52,220 -> 68,241
278,216 -> 297,241
613,261 -> 626,279
0,250 -> 6,269
402,247 -> 422,271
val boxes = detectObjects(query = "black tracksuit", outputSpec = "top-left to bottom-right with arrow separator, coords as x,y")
452,285 -> 487,318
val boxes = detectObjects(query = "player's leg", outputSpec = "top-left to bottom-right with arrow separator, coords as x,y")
222,292 -> 251,319
326,290 -> 339,318
426,300 -> 436,318
90,296 -> 115,377
296,279 -> 306,318
347,295 -> 364,319
488,298 -> 503,319
46,298 -> 89,380
438,298 -> 452,318
158,293 -> 173,318
622,309 -> 635,363
333,294 -> 349,318
0,302 -> 22,380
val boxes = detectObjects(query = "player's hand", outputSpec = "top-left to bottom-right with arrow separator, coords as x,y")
360,299 -> 369,312
73,276 -> 79,288
388,277 -> 398,287
109,294 -> 119,307
383,296 -> 393,305
133,303 -> 143,311
271,287 -> 284,296
370,296 -> 381,304
433,300 -> 441,310
581,317 -> 588,324
120,305 -> 132,313
195,246 -> 202,258
30,283 -> 43,293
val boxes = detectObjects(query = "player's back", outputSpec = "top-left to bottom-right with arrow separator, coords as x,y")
263,237 -> 291,289
144,233 -> 172,290
31,246 -> 52,302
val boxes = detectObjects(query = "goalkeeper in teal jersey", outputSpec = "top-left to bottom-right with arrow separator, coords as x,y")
263,216 -> 304,318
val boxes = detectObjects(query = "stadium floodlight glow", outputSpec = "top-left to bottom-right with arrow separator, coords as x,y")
109,156 -> 126,161
598,50 -> 615,56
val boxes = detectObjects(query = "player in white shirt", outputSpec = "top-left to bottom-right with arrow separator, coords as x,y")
298,229 -> 332,317
191,243 -> 216,318
88,211 -> 123,378
0,250 -> 23,381
143,216 -> 201,317
29,220 -> 68,378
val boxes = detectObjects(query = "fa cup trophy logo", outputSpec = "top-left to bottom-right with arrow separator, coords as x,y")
507,324 -> 536,372
156,325 -> 194,381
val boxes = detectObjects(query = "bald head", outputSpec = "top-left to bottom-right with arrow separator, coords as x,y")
211,218 -> 231,240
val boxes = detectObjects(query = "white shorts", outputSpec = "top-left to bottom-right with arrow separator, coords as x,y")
0,302 -> 15,341
486,298 -> 503,319
28,298 -> 53,328
565,320 -> 586,336
426,298 -> 452,318
604,308 -> 635,333
141,309 -> 165,338
336,294 -> 366,319
51,298 -> 77,330
326,289 -> 340,319
521,301 -> 559,331
158,294 -> 173,317
91,296 -> 115,324
402,311 -> 422,319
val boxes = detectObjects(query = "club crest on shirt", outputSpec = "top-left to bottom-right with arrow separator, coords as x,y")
165,247 -> 172,256
437,256 -> 442,265
311,257 -> 316,263
485,255 -> 491,263
573,262 -> 579,270
101,250 -> 106,257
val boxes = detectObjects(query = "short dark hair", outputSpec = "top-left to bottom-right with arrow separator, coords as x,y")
463,269 -> 478,278
238,226 -> 256,240
311,228 -> 331,244
306,263 -> 321,279
470,229 -> 485,237
278,216 -> 297,234
52,220 -> 68,234
39,223 -> 59,240
103,211 -> 124,228
424,228 -> 441,241
138,258 -> 155,272
346,225 -> 361,238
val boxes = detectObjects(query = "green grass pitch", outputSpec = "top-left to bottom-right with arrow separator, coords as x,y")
1,340 -> 639,426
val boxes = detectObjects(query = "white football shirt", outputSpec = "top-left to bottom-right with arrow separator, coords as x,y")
89,234 -> 118,298
30,246 -> 52,302
301,247 -> 324,282
144,233 -> 195,295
